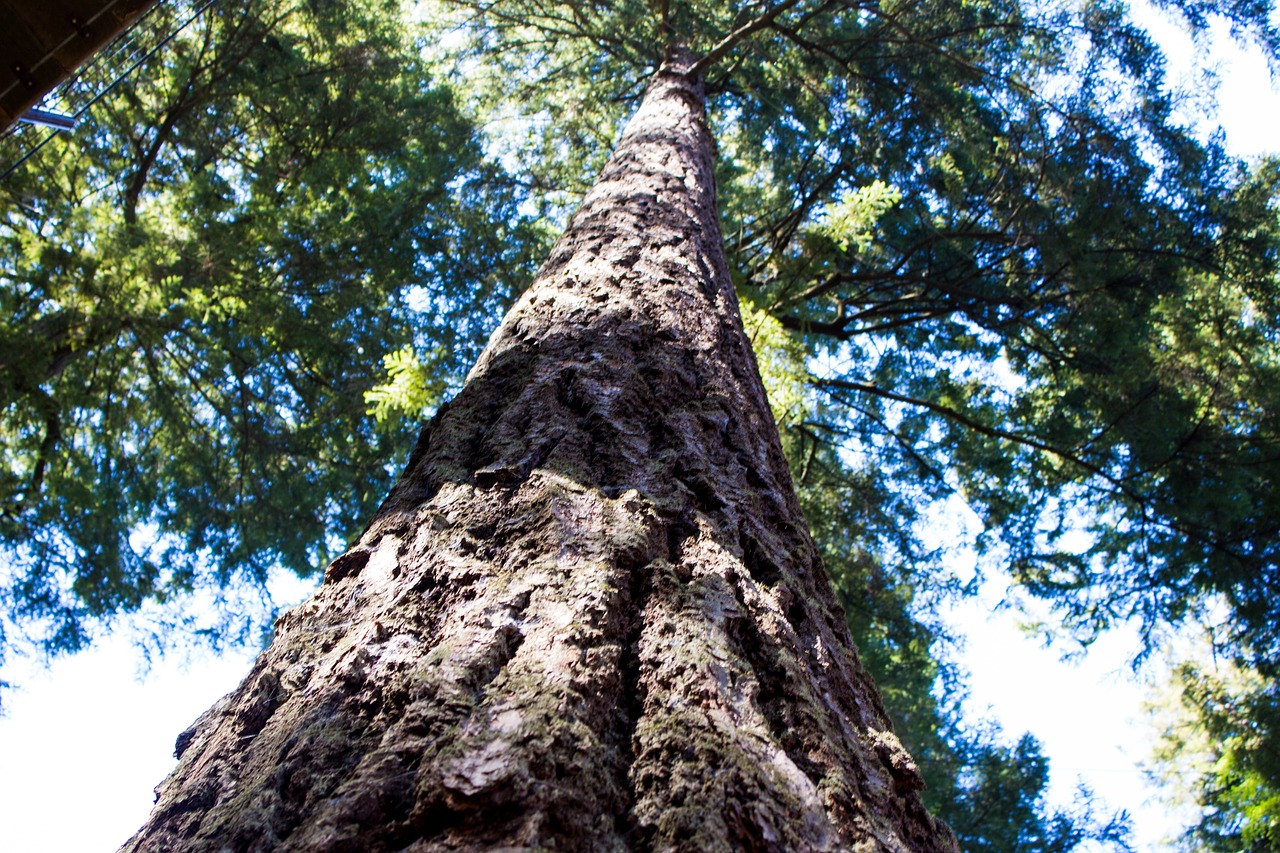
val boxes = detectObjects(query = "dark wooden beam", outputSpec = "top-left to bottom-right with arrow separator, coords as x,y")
1,0 -> 159,131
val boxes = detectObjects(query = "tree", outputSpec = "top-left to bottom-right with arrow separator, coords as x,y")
3,0 -> 1276,846
792,431 -> 1133,850
1148,638 -> 1280,851
123,46 -> 957,851
2,0 -> 1117,844
413,0 -> 1280,684
5,0 -> 1275,682
0,0 -> 540,664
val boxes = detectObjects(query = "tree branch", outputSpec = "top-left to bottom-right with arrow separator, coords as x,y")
10,395 -> 61,518
688,0 -> 808,77
814,377 -> 1132,493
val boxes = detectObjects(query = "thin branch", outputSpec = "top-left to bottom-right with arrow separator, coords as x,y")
688,0 -> 808,77
814,377 -> 1133,494
9,396 -> 61,518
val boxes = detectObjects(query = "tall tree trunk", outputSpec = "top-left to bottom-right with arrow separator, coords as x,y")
123,49 -> 957,853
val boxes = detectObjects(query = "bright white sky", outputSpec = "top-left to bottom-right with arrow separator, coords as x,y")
0,6 -> 1277,852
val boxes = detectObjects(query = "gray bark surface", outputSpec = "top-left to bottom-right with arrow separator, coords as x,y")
123,50 -> 958,853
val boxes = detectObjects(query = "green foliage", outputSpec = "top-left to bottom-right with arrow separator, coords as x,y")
755,333 -> 1128,848
0,0 -> 541,660
5,0 -> 1279,839
789,422 -> 1131,850
671,0 -> 1280,682
813,181 -> 903,253
1149,645 -> 1280,851
434,0 -> 1280,839
365,345 -> 450,425
741,297 -> 811,426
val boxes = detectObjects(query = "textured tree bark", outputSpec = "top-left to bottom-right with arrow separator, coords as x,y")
123,48 -> 958,853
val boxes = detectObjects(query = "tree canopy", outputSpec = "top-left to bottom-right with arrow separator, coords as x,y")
1,0 -> 541,657
2,0 -> 1278,845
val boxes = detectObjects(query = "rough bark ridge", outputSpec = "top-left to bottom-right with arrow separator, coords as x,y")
123,49 -> 958,853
